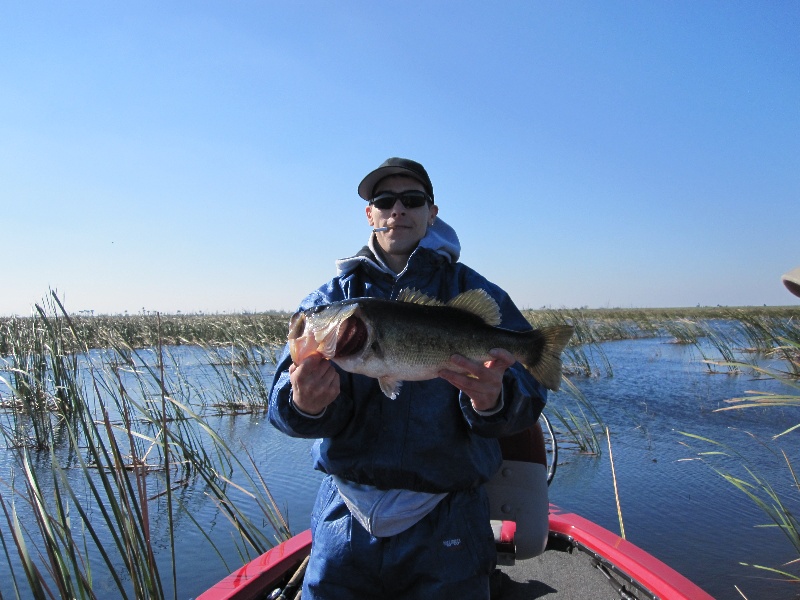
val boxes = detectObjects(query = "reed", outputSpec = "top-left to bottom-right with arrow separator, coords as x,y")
546,377 -> 604,456
607,427 -> 625,539
680,334 -> 800,585
0,293 -> 291,599
679,431 -> 800,583
0,293 -> 797,597
1,310 -> 290,356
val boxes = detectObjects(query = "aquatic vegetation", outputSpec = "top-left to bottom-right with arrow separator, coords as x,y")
679,430 -> 800,586
0,292 -> 797,598
0,309 -> 289,357
529,305 -> 799,455
548,377 -> 603,456
0,294 -> 293,599
680,337 -> 800,587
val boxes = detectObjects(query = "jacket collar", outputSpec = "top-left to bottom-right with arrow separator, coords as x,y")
335,218 -> 461,278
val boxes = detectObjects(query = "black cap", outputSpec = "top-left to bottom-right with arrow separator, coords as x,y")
357,157 -> 434,201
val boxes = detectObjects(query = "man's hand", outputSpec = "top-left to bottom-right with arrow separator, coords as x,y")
290,353 -> 340,415
438,348 -> 515,412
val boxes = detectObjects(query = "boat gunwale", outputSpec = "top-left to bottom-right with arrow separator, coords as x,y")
198,505 -> 715,600
196,529 -> 311,600
547,505 -> 715,600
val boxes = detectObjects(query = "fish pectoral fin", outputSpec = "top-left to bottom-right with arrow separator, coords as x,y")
378,377 -> 403,400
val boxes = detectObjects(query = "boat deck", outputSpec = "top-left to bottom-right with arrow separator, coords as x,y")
199,517 -> 712,600
497,547 -> 632,599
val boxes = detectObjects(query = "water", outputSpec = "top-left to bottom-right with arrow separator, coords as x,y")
1,337 -> 798,600
549,337 -> 799,600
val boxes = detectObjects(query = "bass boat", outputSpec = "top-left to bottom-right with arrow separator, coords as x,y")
198,416 -> 714,600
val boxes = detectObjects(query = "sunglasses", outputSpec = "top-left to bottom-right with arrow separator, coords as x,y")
369,190 -> 432,210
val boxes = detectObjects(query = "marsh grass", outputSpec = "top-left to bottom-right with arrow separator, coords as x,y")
525,305 -> 798,454
0,294 -> 292,599
679,430 -> 800,584
680,333 -> 800,586
548,377 -> 603,455
0,295 -> 797,597
0,310 -> 289,357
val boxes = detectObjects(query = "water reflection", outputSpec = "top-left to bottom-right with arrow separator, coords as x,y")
1,336 -> 797,600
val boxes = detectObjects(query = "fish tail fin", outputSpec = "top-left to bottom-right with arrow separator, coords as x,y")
521,325 -> 574,392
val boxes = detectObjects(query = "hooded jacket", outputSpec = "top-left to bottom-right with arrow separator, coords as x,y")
268,219 -> 546,493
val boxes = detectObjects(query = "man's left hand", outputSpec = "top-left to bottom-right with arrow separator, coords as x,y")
439,348 -> 515,412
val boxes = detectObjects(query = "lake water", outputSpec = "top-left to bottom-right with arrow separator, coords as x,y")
2,336 -> 798,600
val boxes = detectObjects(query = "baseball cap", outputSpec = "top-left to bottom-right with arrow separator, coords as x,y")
357,157 -> 434,201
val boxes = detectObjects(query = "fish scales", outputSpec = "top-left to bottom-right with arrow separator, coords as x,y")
359,301 -> 537,373
288,288 -> 573,399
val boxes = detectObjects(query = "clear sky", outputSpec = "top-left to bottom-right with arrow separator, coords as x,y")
2,1 -> 798,316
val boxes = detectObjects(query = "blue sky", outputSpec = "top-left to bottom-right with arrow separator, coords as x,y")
2,1 -> 798,316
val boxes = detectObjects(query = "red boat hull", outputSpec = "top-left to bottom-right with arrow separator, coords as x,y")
198,504 -> 713,600
547,505 -> 714,600
198,529 -> 312,600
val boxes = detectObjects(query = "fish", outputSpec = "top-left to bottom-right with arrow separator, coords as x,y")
287,288 -> 574,399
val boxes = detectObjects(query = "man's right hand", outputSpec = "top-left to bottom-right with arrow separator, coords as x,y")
289,353 -> 340,416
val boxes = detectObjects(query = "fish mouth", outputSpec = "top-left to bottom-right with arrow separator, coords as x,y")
288,311 -> 316,363
288,311 -> 306,340
334,316 -> 368,357
288,303 -> 362,364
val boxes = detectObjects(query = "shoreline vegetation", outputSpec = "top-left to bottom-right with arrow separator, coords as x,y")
0,293 -> 798,598
3,304 -> 798,354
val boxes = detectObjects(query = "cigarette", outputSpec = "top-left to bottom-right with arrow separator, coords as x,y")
373,227 -> 389,233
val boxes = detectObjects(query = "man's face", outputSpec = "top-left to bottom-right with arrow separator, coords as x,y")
365,175 -> 438,262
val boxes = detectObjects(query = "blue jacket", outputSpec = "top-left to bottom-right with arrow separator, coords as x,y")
268,219 -> 546,494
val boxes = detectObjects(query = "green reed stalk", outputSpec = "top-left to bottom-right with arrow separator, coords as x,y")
157,314 -> 178,600
679,431 -> 800,558
0,471 -> 56,599
0,501 -> 25,598
547,377 -> 604,455
5,294 -> 792,596
161,395 -> 290,553
607,427 -> 625,539
679,328 -> 800,586
0,293 -> 297,599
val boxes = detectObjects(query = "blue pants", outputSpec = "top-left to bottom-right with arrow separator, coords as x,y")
303,476 -> 496,600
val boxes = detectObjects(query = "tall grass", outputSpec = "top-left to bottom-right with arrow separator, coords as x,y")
680,329 -> 800,586
525,305 -> 799,454
0,294 -> 797,597
0,293 -> 291,599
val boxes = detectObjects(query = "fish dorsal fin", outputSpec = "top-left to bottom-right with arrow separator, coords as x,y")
397,287 -> 501,326
447,289 -> 501,326
396,288 -> 445,307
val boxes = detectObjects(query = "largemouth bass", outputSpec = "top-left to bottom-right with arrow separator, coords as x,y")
288,288 -> 574,399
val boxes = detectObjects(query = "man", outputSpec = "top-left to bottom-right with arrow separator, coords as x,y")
269,158 -> 547,599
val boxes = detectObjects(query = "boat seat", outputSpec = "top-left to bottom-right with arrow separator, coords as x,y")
486,420 -> 550,565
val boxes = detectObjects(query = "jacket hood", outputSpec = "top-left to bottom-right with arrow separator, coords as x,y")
335,218 -> 461,277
